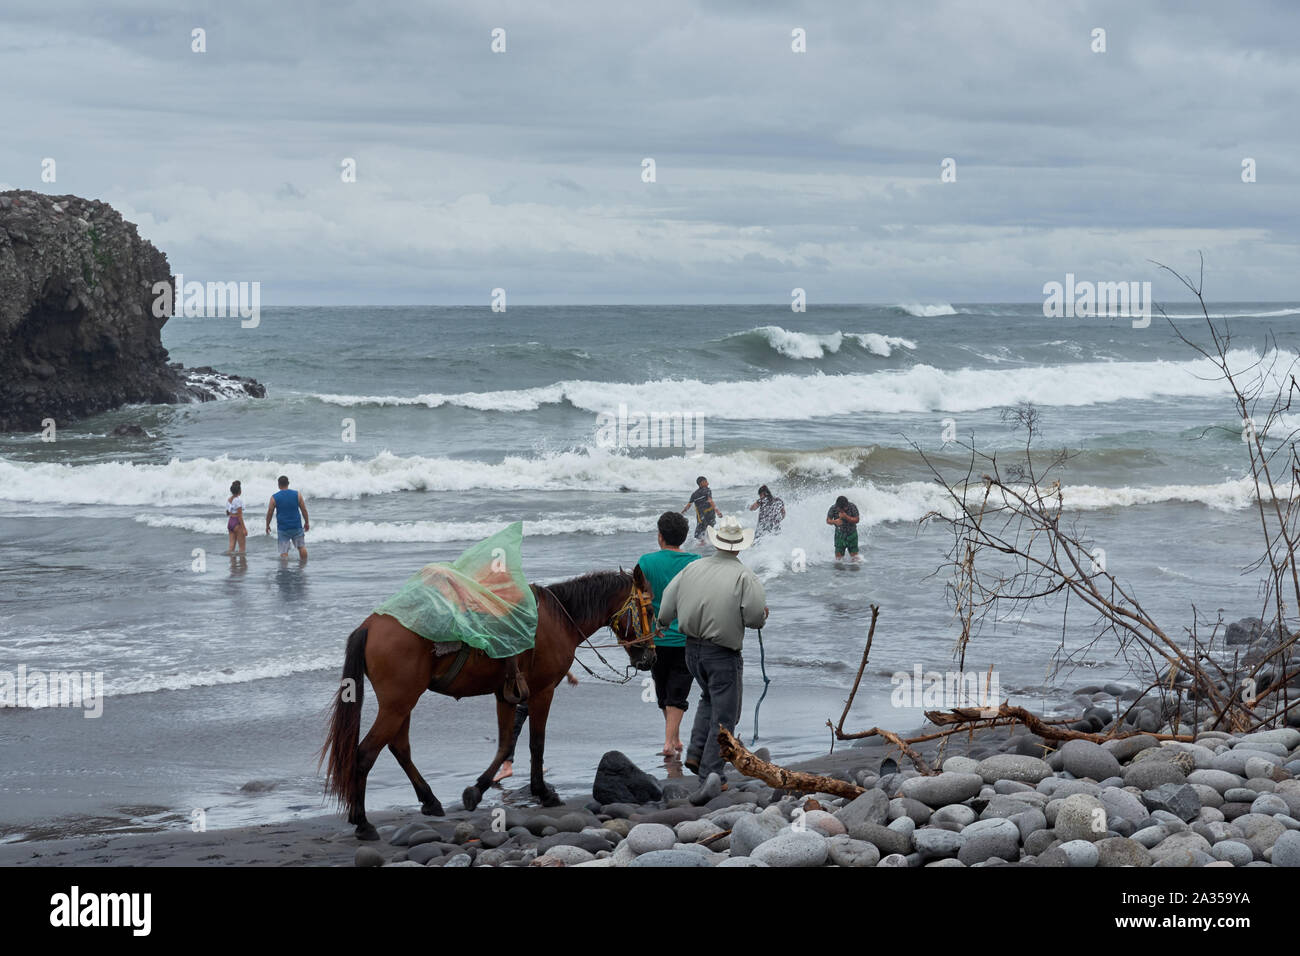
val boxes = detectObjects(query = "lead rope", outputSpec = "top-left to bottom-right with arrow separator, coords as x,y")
752,627 -> 770,741
540,585 -> 636,685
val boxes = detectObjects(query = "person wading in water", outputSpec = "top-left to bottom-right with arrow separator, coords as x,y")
225,480 -> 247,554
681,475 -> 721,545
748,484 -> 785,540
265,475 -> 310,562
826,494 -> 861,562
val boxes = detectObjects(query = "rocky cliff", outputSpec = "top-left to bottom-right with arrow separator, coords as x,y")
0,190 -> 262,432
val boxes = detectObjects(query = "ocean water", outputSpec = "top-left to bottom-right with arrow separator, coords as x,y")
1,301 -> 1296,836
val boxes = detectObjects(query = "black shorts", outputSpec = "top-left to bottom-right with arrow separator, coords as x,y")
651,645 -> 693,711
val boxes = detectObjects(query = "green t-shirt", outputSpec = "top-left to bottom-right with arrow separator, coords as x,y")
637,548 -> 700,648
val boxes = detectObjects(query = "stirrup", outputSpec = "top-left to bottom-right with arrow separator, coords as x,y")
502,661 -> 529,705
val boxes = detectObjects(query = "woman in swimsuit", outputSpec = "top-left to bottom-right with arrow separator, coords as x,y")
226,480 -> 247,554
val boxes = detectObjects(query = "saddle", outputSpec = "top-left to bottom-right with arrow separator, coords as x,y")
428,642 -> 529,704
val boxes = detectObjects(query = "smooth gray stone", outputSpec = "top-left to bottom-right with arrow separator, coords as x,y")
1055,793 -> 1108,843
993,779 -> 1035,795
932,804 -> 977,827
1103,734 -> 1160,762
825,835 -> 881,867
913,827 -> 965,859
354,846 -> 386,867
876,853 -> 910,867
1211,840 -> 1254,866
888,816 -> 916,837
1098,786 -> 1150,826
844,820 -> 911,856
1273,830 -> 1300,867
628,849 -> 712,867
1134,825 -> 1168,848
899,772 -> 984,808
729,813 -> 786,857
689,773 -> 723,806
625,823 -> 676,854
1212,749 -> 1282,775
1150,829 -> 1211,862
541,844 -> 597,865
888,796 -> 933,824
1123,761 -> 1187,790
833,788 -> 889,829
958,818 -> 1020,865
1238,814 -> 1285,856
751,830 -> 828,867
1059,740 -> 1123,781
1094,836 -> 1153,867
1251,793 -> 1290,816
975,755 -> 1054,785
1024,829 -> 1057,856
716,856 -> 769,867
1007,808 -> 1048,842
1057,839 -> 1100,867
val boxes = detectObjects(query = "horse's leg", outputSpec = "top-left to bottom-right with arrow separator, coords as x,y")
351,703 -> 411,840
525,685 -> 562,807
388,713 -> 443,817
463,697 -> 518,811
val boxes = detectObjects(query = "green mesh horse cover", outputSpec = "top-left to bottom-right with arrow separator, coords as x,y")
373,522 -> 538,658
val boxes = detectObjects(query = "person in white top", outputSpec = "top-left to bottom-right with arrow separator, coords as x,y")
226,480 -> 247,554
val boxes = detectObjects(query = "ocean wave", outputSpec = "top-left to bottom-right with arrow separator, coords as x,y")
0,447 -> 872,505
135,513 -> 659,542
896,302 -> 959,317
311,348 -> 1276,420
104,653 -> 339,699
729,326 -> 916,360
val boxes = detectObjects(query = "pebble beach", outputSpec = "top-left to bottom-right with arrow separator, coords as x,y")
6,707 -> 1299,869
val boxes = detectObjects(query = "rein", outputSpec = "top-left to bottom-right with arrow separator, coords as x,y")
539,583 -> 656,685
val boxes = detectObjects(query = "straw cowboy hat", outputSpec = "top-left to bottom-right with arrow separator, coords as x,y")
706,514 -> 755,552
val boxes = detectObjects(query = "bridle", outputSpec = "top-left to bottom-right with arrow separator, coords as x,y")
538,575 -> 660,683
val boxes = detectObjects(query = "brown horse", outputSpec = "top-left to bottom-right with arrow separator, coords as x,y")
322,567 -> 657,840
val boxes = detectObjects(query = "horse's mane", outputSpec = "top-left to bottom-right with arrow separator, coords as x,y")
536,569 -> 630,624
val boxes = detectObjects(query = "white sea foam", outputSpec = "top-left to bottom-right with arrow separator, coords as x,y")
136,512 -> 659,542
0,447 -> 870,505
897,302 -> 959,317
312,348 -> 1278,420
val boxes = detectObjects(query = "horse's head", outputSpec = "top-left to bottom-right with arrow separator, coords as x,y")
609,565 -> 658,671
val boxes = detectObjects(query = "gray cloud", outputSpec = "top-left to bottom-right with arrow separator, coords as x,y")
1,0 -> 1296,303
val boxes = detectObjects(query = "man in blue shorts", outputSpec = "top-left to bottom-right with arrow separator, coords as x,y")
265,475 -> 310,562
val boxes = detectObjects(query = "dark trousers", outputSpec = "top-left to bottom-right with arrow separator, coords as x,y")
503,701 -> 528,762
684,637 -> 743,780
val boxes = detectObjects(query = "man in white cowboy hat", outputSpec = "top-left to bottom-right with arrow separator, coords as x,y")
657,514 -> 768,788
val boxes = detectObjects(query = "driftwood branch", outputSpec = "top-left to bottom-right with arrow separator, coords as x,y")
718,726 -> 865,798
923,703 -> 1195,743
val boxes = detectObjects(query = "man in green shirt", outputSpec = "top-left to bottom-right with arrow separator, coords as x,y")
636,512 -> 700,757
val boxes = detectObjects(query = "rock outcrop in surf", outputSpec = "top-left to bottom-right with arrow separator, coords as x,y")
0,190 -> 263,432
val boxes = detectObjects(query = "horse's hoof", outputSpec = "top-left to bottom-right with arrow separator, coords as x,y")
462,786 -> 482,811
421,799 -> 445,817
355,823 -> 380,841
537,788 -> 562,808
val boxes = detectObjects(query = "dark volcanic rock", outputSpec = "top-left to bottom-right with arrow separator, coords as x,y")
0,190 -> 262,431
593,751 -> 663,805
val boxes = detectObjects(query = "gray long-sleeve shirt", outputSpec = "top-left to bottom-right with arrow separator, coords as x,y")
657,550 -> 767,651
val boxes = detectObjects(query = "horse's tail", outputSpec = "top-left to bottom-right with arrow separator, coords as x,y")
320,623 -> 368,815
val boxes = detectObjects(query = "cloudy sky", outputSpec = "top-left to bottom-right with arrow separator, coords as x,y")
2,0 -> 1296,304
